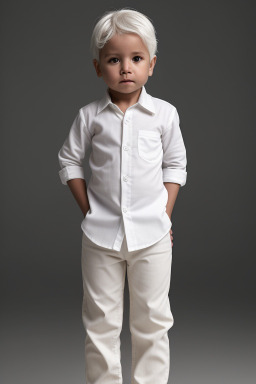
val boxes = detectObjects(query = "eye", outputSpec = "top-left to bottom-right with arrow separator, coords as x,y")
108,57 -> 119,63
133,56 -> 143,62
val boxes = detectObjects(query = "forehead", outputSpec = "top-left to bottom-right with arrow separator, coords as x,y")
100,33 -> 149,57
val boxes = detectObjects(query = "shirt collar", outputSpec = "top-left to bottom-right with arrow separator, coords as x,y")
96,85 -> 156,115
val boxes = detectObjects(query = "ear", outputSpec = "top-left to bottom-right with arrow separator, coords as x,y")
148,55 -> 157,77
93,59 -> 102,77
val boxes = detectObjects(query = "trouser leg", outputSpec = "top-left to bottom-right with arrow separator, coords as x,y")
126,232 -> 174,384
81,232 -> 126,384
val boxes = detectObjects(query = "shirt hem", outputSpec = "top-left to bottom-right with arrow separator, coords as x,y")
126,227 -> 172,252
81,226 -> 121,251
81,224 -> 172,252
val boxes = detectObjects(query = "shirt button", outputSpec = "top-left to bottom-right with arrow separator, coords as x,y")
123,176 -> 128,182
122,207 -> 127,213
123,145 -> 129,151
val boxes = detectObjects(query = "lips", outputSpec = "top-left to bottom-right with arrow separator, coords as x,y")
120,80 -> 134,83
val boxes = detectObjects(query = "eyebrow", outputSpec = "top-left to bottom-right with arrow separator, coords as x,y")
104,51 -> 145,58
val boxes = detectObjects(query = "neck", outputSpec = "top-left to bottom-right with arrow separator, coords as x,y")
108,87 -> 142,108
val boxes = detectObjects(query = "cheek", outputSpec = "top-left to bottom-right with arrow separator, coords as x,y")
138,64 -> 150,76
103,68 -> 118,80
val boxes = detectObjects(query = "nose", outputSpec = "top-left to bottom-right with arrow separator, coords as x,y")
120,59 -> 131,74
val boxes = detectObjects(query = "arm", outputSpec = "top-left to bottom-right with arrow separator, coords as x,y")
67,178 -> 90,217
162,107 -> 187,188
162,107 -> 187,220
58,109 -> 92,217
164,182 -> 180,220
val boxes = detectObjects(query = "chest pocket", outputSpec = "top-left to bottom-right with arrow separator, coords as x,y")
138,130 -> 163,163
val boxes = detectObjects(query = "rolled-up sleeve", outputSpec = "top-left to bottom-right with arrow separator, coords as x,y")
162,108 -> 187,186
58,109 -> 92,185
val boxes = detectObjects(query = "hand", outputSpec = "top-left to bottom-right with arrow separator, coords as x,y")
83,210 -> 89,218
170,228 -> 173,247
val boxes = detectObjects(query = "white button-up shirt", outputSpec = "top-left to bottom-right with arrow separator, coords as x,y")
58,86 -> 187,251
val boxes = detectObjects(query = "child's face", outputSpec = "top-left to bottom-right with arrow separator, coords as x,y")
93,33 -> 157,96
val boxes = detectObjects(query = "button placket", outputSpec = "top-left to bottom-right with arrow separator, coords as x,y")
121,111 -> 132,217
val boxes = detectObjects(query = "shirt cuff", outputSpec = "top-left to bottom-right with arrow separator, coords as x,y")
163,168 -> 187,187
59,166 -> 85,185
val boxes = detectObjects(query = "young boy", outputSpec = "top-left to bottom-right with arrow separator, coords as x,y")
58,8 -> 187,384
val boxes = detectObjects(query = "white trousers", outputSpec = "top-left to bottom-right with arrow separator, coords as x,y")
81,230 -> 174,384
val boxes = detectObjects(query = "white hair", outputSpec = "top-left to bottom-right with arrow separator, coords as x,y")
90,8 -> 158,61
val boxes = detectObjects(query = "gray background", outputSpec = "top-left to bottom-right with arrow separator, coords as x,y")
1,0 -> 255,383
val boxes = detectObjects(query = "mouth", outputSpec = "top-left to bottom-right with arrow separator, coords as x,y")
120,80 -> 134,83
